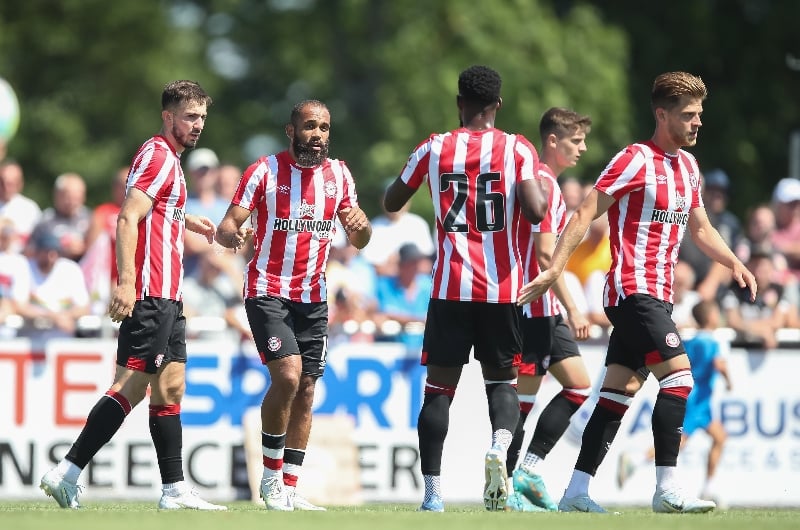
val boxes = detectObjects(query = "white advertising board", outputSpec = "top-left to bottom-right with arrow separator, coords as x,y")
1,338 -> 797,507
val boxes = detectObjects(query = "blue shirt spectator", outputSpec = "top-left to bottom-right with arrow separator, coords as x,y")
375,243 -> 432,353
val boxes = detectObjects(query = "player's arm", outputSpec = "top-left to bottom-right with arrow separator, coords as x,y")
519,188 -> 614,305
688,206 -> 756,301
517,178 -> 550,225
108,187 -> 153,322
215,204 -> 253,252
338,206 -> 371,249
533,231 -> 590,340
383,177 -> 416,213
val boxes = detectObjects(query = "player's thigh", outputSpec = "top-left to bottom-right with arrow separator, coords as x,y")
294,300 -> 329,378
245,295 -> 301,363
474,302 -> 522,374
116,297 -> 182,374
605,294 -> 685,372
421,299 -> 474,367
520,316 -> 553,377
150,360 -> 186,405
548,316 -> 589,387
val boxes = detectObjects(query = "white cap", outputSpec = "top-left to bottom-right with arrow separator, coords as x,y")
772,178 -> 800,203
186,147 -> 219,172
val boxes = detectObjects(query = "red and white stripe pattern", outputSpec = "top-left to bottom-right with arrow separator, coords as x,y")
595,140 -> 702,306
658,369 -> 693,399
518,163 -> 565,317
232,151 -> 357,303
127,135 -> 187,301
560,386 -> 591,406
399,128 -> 539,303
597,387 -> 635,415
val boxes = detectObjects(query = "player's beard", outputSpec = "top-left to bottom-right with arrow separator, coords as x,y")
293,134 -> 329,167
174,125 -> 201,150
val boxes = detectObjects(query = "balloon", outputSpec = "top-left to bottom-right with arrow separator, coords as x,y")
0,77 -> 20,142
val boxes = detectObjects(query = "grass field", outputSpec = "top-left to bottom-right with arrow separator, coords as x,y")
2,502 -> 798,530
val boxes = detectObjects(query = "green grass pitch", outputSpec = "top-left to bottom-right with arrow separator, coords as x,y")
2,502 -> 799,530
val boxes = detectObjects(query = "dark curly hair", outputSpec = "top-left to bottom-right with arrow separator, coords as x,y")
458,65 -> 501,106
161,80 -> 212,111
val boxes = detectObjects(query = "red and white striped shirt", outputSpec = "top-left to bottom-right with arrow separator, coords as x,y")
127,135 -> 187,301
400,127 -> 539,303
595,140 -> 702,306
519,163 -> 564,317
232,151 -> 357,303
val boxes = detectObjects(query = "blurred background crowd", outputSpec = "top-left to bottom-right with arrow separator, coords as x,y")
1,1 -> 800,351
2,149 -> 800,351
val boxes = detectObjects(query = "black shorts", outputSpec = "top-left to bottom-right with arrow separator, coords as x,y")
519,314 -> 580,376
604,294 -> 685,371
117,297 -> 187,374
421,299 -> 522,369
245,295 -> 329,377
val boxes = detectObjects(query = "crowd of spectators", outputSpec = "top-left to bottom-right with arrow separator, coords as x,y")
1,152 -> 799,350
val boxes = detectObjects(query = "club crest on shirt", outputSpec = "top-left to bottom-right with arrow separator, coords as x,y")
324,180 -> 337,198
267,336 -> 282,352
665,332 -> 680,348
675,195 -> 687,211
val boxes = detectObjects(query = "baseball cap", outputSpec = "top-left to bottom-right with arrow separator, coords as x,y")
703,169 -> 729,191
186,148 -> 220,172
772,178 -> 800,203
398,243 -> 424,263
32,231 -> 62,252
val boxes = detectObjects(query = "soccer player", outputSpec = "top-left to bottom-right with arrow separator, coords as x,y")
518,71 -> 756,514
384,65 -> 549,512
618,299 -> 732,507
506,108 -> 594,512
40,80 -> 226,510
215,100 -> 371,511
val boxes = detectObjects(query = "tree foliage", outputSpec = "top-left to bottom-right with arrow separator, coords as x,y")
1,0 -> 798,223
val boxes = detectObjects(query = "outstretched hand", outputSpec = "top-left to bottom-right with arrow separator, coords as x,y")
187,214 -> 217,244
518,269 -> 559,306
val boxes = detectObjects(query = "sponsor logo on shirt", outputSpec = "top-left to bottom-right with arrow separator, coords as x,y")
171,207 -> 185,222
650,209 -> 689,225
272,217 -> 334,236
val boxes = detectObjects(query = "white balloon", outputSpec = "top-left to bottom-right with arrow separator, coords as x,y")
0,77 -> 20,142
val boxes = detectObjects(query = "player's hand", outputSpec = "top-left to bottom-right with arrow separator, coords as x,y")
340,207 -> 368,233
231,227 -> 253,252
108,283 -> 136,323
518,269 -> 559,305
732,262 -> 757,302
187,214 -> 217,244
567,310 -> 591,341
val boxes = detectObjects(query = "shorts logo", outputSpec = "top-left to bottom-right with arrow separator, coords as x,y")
155,354 -> 165,368
542,355 -> 551,370
267,336 -> 282,352
665,332 -> 680,348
